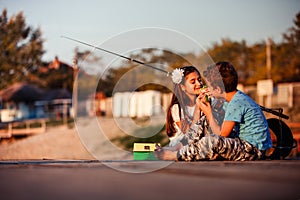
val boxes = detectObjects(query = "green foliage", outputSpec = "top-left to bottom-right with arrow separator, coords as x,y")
100,65 -> 135,94
273,12 -> 300,83
0,9 -> 44,89
206,12 -> 300,85
207,39 -> 253,84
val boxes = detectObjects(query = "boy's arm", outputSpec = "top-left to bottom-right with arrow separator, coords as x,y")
206,111 -> 221,134
197,96 -> 235,137
203,109 -> 235,137
220,121 -> 235,137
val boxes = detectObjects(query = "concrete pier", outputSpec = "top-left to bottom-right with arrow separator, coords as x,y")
0,159 -> 299,200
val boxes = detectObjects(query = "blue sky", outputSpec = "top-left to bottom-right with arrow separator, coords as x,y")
1,0 -> 299,64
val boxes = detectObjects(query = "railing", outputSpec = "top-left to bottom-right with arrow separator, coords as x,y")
0,118 -> 46,139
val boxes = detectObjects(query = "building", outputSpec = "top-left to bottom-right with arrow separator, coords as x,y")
0,82 -> 72,122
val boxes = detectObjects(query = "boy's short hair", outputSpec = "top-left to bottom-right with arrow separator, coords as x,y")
204,61 -> 238,93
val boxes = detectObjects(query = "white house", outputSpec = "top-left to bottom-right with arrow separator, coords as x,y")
113,90 -> 162,118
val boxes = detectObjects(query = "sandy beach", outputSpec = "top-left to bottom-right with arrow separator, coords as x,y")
0,116 -> 166,160
0,125 -> 94,160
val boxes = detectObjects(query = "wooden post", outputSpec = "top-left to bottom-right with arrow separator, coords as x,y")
8,123 -> 12,134
63,100 -> 68,125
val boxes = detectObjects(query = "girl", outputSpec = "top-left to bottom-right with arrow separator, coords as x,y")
166,66 -> 210,149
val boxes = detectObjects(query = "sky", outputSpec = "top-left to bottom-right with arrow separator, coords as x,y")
1,0 -> 299,64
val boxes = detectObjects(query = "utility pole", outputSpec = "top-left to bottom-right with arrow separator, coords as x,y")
266,37 -> 272,79
257,37 -> 273,108
72,52 -> 79,119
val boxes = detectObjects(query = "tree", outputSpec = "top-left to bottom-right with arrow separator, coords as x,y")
0,9 -> 44,89
273,12 -> 300,82
75,49 -> 103,98
206,39 -> 257,85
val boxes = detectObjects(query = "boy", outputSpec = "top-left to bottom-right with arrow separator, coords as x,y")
156,61 -> 272,161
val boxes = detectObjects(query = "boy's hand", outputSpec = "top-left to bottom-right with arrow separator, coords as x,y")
196,94 -> 213,119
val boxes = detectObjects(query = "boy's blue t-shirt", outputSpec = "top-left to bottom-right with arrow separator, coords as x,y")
224,90 -> 272,150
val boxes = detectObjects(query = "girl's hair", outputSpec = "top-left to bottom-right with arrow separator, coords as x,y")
166,66 -> 202,137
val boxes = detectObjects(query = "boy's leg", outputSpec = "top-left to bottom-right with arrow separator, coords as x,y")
178,134 -> 262,161
214,136 -> 262,161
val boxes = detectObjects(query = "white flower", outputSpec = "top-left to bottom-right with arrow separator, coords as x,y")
171,68 -> 184,84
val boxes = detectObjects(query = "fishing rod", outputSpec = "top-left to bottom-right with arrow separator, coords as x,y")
61,35 -> 170,75
62,36 -> 289,120
260,106 -> 289,120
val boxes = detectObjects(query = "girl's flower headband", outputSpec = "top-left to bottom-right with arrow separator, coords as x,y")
171,68 -> 184,84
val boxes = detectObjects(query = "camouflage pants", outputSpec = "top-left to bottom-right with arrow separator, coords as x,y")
178,134 -> 263,161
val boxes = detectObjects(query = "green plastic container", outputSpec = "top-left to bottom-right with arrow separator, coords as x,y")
133,152 -> 158,160
133,143 -> 159,161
